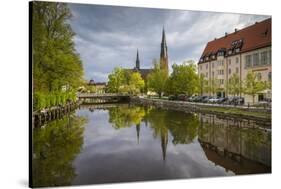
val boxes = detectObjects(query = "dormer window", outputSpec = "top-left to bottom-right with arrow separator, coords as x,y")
206,57 -> 209,61
212,55 -> 215,59
235,48 -> 240,53
228,50 -> 232,55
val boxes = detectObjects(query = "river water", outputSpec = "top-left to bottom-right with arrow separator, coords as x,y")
32,103 -> 271,187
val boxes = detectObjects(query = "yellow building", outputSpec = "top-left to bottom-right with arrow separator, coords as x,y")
198,18 -> 271,104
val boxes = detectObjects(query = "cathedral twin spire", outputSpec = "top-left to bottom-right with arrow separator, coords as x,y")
135,26 -> 168,73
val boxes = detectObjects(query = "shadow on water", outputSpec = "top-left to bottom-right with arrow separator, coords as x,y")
32,103 -> 271,187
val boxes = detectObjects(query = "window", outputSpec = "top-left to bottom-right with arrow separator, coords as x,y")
256,73 -> 262,80
206,72 -> 208,78
228,50 -> 232,55
219,79 -> 224,85
228,59 -> 231,65
206,64 -> 208,69
253,53 -> 259,66
245,55 -> 252,68
229,68 -> 231,75
212,62 -> 214,68
268,72 -> 272,81
236,57 -> 239,64
261,51 -> 268,65
235,48 -> 240,53
236,67 -> 239,74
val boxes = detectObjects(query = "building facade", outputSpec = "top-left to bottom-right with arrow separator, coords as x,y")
198,18 -> 271,103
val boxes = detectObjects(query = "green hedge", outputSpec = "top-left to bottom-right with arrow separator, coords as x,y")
33,91 -> 77,111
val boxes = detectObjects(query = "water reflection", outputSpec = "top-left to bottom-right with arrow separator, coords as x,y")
198,114 -> 271,174
32,114 -> 87,187
32,104 -> 271,186
106,105 -> 271,171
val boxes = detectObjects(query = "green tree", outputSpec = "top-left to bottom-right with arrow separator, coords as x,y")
243,71 -> 267,104
147,61 -> 168,98
209,77 -> 219,96
227,73 -> 241,96
107,67 -> 126,93
198,74 -> 209,96
107,68 -> 144,94
168,60 -> 199,96
128,72 -> 145,95
32,2 -> 83,92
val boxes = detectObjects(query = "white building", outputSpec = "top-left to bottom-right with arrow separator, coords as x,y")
198,18 -> 271,104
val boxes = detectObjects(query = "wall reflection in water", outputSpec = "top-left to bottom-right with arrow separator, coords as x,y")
198,114 -> 271,174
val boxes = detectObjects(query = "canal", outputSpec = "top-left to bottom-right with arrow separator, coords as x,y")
32,103 -> 271,187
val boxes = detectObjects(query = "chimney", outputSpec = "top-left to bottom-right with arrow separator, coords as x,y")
225,32 -> 228,37
235,28 -> 238,33
214,38 -> 217,40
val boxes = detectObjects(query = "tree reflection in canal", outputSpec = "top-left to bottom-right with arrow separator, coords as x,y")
32,114 -> 87,187
32,104 -> 271,186
107,105 -> 271,173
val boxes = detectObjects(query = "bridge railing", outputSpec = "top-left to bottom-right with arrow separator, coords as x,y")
77,93 -> 131,98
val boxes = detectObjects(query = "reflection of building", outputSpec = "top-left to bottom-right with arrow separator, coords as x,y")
198,18 -> 271,103
161,131 -> 168,161
136,123 -> 140,144
198,113 -> 271,169
199,139 -> 271,174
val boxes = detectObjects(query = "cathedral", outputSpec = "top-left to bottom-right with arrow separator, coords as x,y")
128,27 -> 169,79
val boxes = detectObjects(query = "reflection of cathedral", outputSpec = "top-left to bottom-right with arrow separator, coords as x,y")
161,131 -> 168,161
127,27 -> 169,80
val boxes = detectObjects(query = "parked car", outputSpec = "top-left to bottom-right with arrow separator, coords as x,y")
208,97 -> 220,103
217,97 -> 227,104
168,95 -> 176,101
188,96 -> 197,102
177,94 -> 188,101
201,96 -> 210,103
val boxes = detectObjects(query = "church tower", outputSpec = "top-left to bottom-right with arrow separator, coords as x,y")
160,27 -> 169,74
135,49 -> 140,70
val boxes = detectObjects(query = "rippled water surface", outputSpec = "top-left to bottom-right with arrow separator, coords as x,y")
32,104 -> 271,187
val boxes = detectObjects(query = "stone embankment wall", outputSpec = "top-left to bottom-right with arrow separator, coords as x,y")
33,102 -> 79,128
130,97 -> 271,126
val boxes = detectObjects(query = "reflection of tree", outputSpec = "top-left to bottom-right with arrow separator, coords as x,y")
108,105 -> 145,129
166,112 -> 199,144
32,114 -> 87,187
146,109 -> 169,160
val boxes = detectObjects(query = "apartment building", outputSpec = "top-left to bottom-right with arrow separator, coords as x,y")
198,18 -> 271,104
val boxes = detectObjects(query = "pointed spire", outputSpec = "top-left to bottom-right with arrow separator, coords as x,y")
136,49 -> 140,70
161,26 -> 166,45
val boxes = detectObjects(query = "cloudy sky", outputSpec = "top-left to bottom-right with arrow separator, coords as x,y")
69,3 -> 270,82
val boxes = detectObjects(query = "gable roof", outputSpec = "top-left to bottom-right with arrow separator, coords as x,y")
199,18 -> 271,64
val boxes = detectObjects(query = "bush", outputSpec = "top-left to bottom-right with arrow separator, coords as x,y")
33,91 -> 77,111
